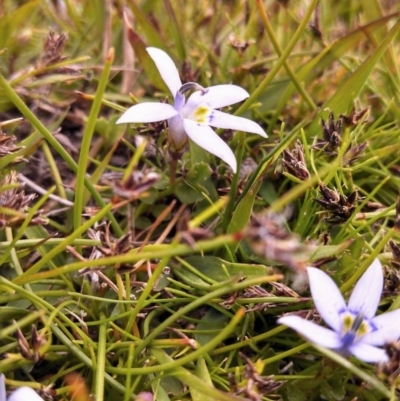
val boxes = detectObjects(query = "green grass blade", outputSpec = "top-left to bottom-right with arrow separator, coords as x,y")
74,48 -> 115,236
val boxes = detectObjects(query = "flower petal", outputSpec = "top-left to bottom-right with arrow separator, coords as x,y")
173,92 -> 185,113
7,387 -> 45,401
183,119 -> 237,172
117,103 -> 179,124
278,315 -> 342,349
364,309 -> 400,346
348,258 -> 383,319
307,267 -> 346,332
147,47 -> 182,96
349,342 -> 388,363
185,85 -> 249,110
207,110 -> 267,137
0,374 -> 5,401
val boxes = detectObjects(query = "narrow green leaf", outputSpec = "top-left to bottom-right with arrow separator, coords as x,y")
227,180 -> 262,235
0,0 -> 40,49
266,12 -> 400,126
235,0 -> 319,116
189,357 -> 215,401
151,348 -> 245,401
309,240 -> 353,261
0,307 -> 38,325
74,48 -> 115,235
24,226 -> 65,267
195,309 -> 229,347
16,203 -> 113,280
184,255 -> 272,282
24,74 -> 86,87
95,315 -> 107,401
125,22 -> 169,92
128,3 -> 167,51
150,376 -> 170,401
163,0 -> 186,60
323,20 -> 400,112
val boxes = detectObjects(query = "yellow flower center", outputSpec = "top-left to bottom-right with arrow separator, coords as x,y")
341,313 -> 369,338
192,106 -> 211,124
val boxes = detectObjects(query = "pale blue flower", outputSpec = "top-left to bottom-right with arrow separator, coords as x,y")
0,374 -> 44,401
278,258 -> 400,363
117,47 -> 267,173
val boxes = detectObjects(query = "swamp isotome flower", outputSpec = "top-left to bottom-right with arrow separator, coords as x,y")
0,374 -> 44,401
278,258 -> 400,363
117,47 -> 267,173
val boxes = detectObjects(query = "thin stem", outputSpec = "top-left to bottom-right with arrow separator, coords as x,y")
170,157 -> 178,185
235,0 -> 319,116
13,234 -> 239,285
221,132 -> 245,232
74,48 -> 115,241
256,0 -> 317,111
95,314 -> 107,401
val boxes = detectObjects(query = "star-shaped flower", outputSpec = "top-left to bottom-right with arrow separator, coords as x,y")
117,47 -> 267,173
0,374 -> 44,401
278,258 -> 400,363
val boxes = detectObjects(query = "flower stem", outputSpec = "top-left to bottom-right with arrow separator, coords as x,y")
74,47 -> 115,246
170,157 -> 178,185
221,132 -> 245,232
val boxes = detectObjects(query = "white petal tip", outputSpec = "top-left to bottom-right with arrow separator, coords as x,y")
350,343 -> 390,363
145,47 -> 182,96
278,315 -> 343,349
256,129 -> 268,138
146,46 -> 162,54
7,387 -> 45,401
277,315 -> 301,327
278,315 -> 295,325
117,103 -> 179,125
250,123 -> 267,138
116,116 -> 126,125
116,114 -> 136,124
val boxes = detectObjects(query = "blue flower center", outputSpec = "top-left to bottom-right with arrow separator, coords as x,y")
340,312 -> 371,347
175,83 -> 212,124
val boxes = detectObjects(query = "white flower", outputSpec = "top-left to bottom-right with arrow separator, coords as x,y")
117,47 -> 267,173
278,258 -> 400,363
0,374 -> 44,401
